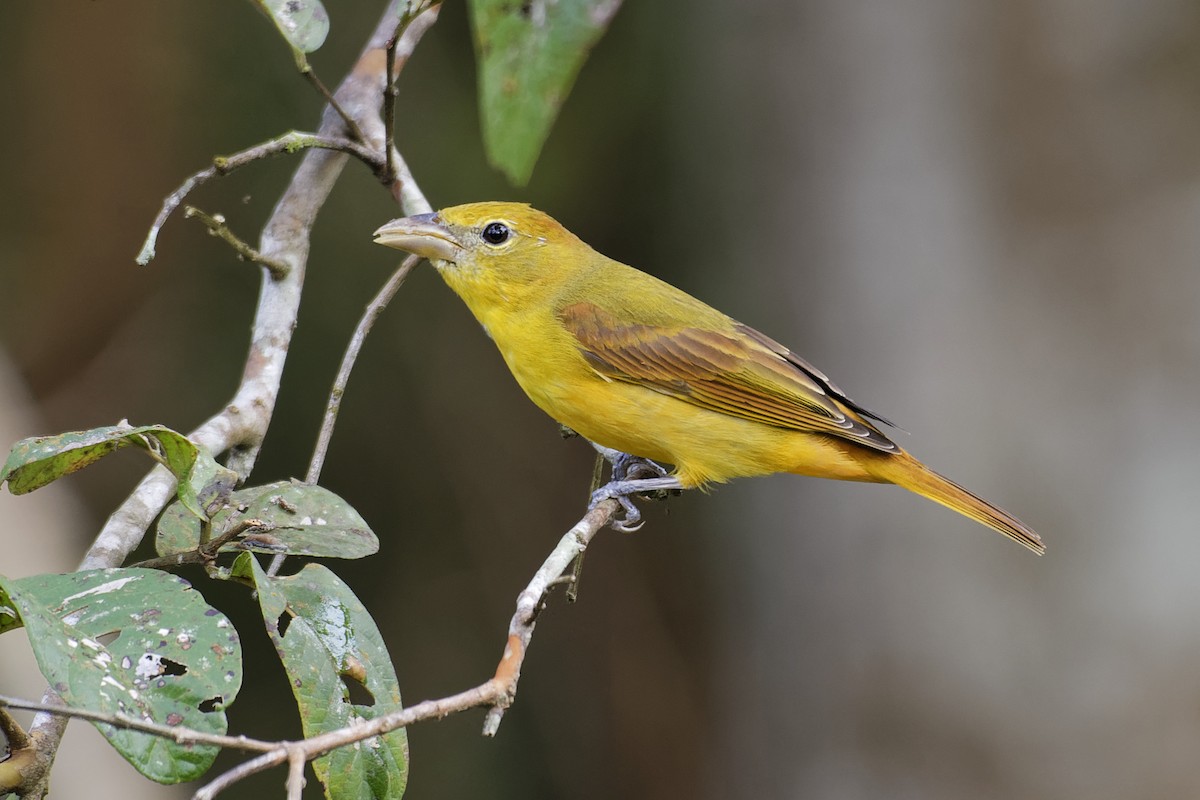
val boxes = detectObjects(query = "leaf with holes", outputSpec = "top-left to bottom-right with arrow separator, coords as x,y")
0,568 -> 242,783
156,482 -> 378,560
0,423 -> 216,519
235,554 -> 407,799
469,0 -> 622,184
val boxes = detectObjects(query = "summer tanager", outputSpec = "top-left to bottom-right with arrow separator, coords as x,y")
374,202 -> 1043,555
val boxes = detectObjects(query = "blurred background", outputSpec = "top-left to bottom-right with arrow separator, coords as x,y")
2,1 -> 1199,798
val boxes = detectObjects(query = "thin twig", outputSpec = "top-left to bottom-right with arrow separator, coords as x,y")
382,1 -> 437,183
193,681 -> 505,800
0,695 -> 275,753
381,2 -> 440,209
384,44 -> 398,182
301,69 -> 368,145
130,518 -> 272,570
306,255 -> 420,485
483,499 -> 619,734
267,253 -> 418,576
194,748 -> 288,800
136,132 -> 384,266
184,207 -> 290,278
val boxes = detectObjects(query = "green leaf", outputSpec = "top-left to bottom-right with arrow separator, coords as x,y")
0,569 -> 242,783
234,555 -> 408,799
156,482 -> 379,561
1,424 -> 192,495
469,0 -> 623,184
0,424 -> 223,520
0,594 -> 21,637
184,450 -> 240,519
253,0 -> 330,62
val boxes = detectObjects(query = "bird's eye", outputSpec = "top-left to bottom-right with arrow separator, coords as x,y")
481,222 -> 510,245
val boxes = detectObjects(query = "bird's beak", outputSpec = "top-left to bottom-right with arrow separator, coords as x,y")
373,213 -> 463,263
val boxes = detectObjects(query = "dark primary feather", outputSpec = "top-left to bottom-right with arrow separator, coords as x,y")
735,324 -> 900,429
560,302 -> 898,452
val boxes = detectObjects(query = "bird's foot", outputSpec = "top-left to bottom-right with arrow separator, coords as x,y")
592,446 -> 669,482
589,476 -> 684,532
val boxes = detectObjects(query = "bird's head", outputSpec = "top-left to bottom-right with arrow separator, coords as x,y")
374,202 -> 584,309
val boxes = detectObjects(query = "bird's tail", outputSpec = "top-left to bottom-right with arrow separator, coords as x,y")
872,454 -> 1045,555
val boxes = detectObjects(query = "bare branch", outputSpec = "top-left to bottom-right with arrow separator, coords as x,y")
285,746 -> 306,800
484,499 -> 618,733
136,132 -> 384,266
384,1 -> 439,184
194,748 -> 289,800
130,517 -> 273,570
265,254 -> 421,576
193,680 -> 507,799
184,206 -> 290,278
0,695 -> 275,753
307,255 -> 420,484
384,49 -> 398,183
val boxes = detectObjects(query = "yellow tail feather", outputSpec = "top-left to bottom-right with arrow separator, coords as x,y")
874,455 -> 1045,555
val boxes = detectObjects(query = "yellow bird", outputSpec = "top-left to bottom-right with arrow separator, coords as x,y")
374,202 -> 1044,555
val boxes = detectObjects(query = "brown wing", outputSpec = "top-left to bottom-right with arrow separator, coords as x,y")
560,302 -> 898,452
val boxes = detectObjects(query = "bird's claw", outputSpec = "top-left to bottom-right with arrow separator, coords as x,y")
590,482 -> 644,531
612,496 -> 645,533
589,475 -> 683,532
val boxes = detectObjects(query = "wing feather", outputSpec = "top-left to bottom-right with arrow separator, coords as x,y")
560,302 -> 897,452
